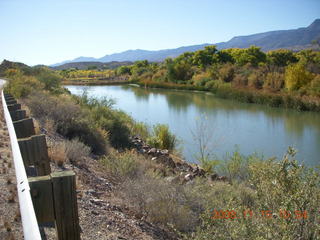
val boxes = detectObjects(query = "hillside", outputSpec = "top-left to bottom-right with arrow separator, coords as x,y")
215,19 -> 320,50
51,19 -> 320,67
52,61 -> 132,70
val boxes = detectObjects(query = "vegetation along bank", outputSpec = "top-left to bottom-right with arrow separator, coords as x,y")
60,46 -> 320,112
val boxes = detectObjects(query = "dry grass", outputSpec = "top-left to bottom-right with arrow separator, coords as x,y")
49,141 -> 68,167
119,175 -> 199,232
64,138 -> 91,164
33,118 -> 41,135
49,138 -> 91,167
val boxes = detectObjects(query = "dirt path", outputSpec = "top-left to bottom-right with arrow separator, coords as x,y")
0,85 -> 23,240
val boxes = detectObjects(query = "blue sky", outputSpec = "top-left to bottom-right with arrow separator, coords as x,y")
0,0 -> 319,65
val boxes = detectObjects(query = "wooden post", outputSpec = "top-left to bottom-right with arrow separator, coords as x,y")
28,175 -> 55,223
32,135 -> 51,176
10,109 -> 27,121
7,103 -> 21,112
13,118 -> 35,138
18,137 -> 33,166
51,171 -> 80,240
6,99 -> 17,105
18,135 -> 51,176
4,96 -> 14,101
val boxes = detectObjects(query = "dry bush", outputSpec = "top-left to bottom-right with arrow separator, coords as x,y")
49,139 -> 91,166
64,138 -> 91,164
232,74 -> 248,87
101,150 -> 140,180
26,91 -> 107,154
49,141 -> 67,167
120,175 -> 199,232
44,118 -> 57,134
101,149 -> 165,182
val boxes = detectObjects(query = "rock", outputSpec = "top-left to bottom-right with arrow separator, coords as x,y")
91,210 -> 99,215
142,144 -> 150,149
161,157 -> 176,169
90,198 -> 104,206
151,157 -> 157,161
165,176 -> 175,183
160,149 -> 169,155
147,148 -> 157,155
217,176 -> 227,181
210,173 -> 219,181
184,173 -> 193,181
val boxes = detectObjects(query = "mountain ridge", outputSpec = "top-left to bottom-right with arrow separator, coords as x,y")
52,19 -> 320,67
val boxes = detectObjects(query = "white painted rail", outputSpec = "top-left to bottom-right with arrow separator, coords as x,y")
1,87 -> 41,239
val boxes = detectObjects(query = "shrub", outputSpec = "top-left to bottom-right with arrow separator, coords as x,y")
130,121 -> 150,139
48,141 -> 68,167
309,74 -> 320,96
120,175 -> 199,232
191,148 -> 320,239
64,138 -> 91,163
218,63 -> 235,82
147,124 -> 177,151
285,63 -> 314,91
75,94 -> 131,149
49,139 -> 91,166
5,70 -> 43,98
232,73 -> 248,87
192,72 -> 211,87
36,68 -> 61,91
26,91 -> 107,154
263,71 -> 284,91
101,150 -> 139,180
248,71 -> 264,89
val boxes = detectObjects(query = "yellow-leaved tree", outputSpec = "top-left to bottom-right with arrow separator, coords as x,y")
285,63 -> 314,91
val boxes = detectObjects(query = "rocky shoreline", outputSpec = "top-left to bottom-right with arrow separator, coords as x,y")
130,136 -> 227,183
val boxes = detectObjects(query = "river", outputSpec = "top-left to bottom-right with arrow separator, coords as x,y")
65,84 -> 320,167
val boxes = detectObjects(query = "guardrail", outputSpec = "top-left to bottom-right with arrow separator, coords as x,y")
1,91 -> 80,240
1,90 -> 42,240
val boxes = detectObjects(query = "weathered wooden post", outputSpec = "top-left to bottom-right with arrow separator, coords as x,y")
13,118 -> 35,138
28,171 -> 80,240
51,171 -> 80,240
6,99 -> 17,105
7,103 -> 21,112
28,175 -> 55,223
10,109 -> 27,121
18,134 -> 51,176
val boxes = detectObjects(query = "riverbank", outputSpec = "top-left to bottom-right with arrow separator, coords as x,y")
136,80 -> 320,112
62,79 -> 130,86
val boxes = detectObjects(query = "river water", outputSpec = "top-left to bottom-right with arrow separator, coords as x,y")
65,84 -> 320,167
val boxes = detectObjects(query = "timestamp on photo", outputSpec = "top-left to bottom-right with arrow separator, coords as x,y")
210,209 -> 309,220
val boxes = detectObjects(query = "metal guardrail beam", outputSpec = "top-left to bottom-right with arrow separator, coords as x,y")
1,89 -> 42,240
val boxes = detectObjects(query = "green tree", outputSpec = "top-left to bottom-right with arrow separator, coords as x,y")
228,46 -> 266,66
117,65 -> 132,75
192,45 -> 218,68
267,49 -> 298,67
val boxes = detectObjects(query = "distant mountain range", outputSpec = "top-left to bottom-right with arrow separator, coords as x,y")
52,61 -> 132,71
52,19 -> 320,68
